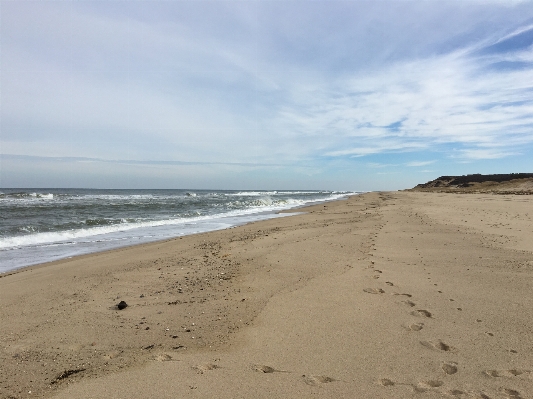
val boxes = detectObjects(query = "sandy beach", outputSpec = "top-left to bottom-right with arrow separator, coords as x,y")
1,191 -> 532,399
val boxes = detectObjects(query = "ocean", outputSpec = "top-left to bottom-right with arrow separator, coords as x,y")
0,188 -> 358,273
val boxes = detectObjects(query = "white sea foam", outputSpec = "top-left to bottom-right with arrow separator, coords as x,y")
29,192 -> 53,199
225,191 -> 278,196
81,194 -> 156,200
0,192 -> 55,202
0,192 -> 355,251
275,191 -> 325,195
0,190 -> 359,272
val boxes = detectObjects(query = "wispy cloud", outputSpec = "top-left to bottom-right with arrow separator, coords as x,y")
283,47 -> 533,161
0,154 -> 289,168
406,161 -> 436,167
453,149 -> 520,160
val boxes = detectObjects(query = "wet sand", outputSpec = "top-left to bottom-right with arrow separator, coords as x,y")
1,191 -> 532,399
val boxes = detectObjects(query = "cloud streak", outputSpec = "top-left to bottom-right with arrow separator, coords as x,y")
283,46 -> 533,160
1,154 -> 290,168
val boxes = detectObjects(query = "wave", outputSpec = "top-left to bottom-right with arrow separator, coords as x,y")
224,190 -> 349,196
0,190 -> 351,203
0,191 -> 357,251
84,218 -> 125,227
0,192 -> 54,200
275,191 -> 326,195
0,206 -> 270,250
225,191 -> 278,196
0,192 -> 189,202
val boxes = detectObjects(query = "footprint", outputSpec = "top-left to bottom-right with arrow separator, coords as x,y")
252,364 -> 275,373
251,364 -> 288,373
408,323 -> 424,331
421,340 -> 454,352
379,378 -> 395,386
418,380 -> 444,388
302,374 -> 337,386
500,388 -> 523,399
403,300 -> 416,307
411,309 -> 432,318
507,370 -> 527,377
442,362 -> 458,375
364,288 -> 385,294
193,363 -> 219,373
102,350 -> 122,360
485,369 -> 529,378
154,353 -> 176,362
447,389 -> 467,396
386,281 -> 394,286
394,293 -> 413,298
372,275 -> 380,279
413,380 -> 444,393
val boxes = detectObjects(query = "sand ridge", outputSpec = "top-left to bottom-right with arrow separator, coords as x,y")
411,174 -> 533,195
1,192 -> 532,398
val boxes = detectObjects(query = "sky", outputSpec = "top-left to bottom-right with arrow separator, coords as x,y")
1,1 -> 533,191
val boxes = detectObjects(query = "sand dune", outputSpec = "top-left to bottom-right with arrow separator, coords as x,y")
1,192 -> 532,399
411,174 -> 533,194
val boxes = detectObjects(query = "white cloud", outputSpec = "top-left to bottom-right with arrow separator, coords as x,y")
406,161 -> 436,167
453,149 -> 520,160
280,45 -> 533,161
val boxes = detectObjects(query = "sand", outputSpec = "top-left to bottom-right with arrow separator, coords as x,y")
1,192 -> 532,399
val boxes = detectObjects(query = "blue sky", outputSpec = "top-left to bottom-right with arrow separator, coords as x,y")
1,1 -> 533,190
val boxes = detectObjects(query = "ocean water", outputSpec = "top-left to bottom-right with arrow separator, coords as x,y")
0,189 -> 358,273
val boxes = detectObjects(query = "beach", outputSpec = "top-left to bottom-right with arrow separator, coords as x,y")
0,189 -> 352,272
1,191 -> 532,399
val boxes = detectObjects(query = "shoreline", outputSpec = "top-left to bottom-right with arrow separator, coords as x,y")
0,210 -> 297,277
2,191 -> 532,399
1,191 -> 357,275
0,210 -> 309,279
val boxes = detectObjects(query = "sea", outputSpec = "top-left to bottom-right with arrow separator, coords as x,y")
0,188 -> 359,273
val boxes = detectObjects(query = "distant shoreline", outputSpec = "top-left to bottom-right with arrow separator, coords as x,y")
410,173 -> 533,194
0,189 -> 355,274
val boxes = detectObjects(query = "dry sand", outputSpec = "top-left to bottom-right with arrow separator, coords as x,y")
1,192 -> 532,399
